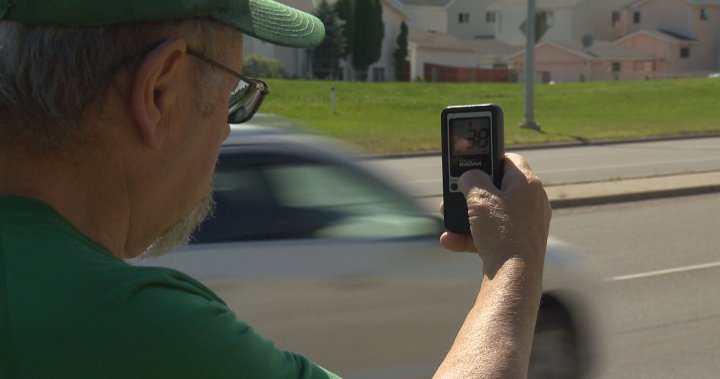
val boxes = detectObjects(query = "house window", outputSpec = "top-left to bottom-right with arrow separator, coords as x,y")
458,12 -> 470,23
372,67 -> 386,82
540,11 -> 554,26
701,8 -> 709,21
486,11 -> 496,23
633,11 -> 641,24
680,47 -> 691,58
611,62 -> 621,73
612,11 -> 621,27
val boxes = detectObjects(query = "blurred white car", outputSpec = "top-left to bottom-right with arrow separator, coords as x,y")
134,119 -> 600,379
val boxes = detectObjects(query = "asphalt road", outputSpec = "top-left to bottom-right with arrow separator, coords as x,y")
366,139 -> 720,377
551,193 -> 720,378
364,136 -> 720,199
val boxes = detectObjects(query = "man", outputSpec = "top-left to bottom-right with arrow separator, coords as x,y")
0,0 -> 551,378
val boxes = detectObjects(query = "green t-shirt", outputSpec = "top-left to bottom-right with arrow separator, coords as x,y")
0,195 -> 340,379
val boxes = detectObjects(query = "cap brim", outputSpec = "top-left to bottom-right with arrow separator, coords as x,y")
213,0 -> 325,48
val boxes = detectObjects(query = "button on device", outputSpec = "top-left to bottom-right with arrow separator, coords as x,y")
450,183 -> 459,191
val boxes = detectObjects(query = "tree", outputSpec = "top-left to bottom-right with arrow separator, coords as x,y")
334,0 -> 384,81
351,0 -> 384,81
393,21 -> 409,81
311,0 -> 346,79
334,0 -> 354,60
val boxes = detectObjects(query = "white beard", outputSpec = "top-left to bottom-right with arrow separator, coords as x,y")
142,189 -> 215,258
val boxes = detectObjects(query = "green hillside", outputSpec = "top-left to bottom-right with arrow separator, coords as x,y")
260,77 -> 720,153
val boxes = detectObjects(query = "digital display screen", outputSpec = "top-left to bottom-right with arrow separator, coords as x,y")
450,117 -> 491,156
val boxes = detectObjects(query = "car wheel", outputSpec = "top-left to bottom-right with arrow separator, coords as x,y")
528,302 -> 582,379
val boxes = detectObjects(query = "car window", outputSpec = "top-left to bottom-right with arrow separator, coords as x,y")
191,165 -> 288,243
267,164 -> 407,209
191,154 -> 440,243
262,163 -> 439,239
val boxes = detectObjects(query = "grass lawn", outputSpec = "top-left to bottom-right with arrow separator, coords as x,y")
260,77 -> 720,153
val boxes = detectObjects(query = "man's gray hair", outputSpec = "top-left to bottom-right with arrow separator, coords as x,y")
0,18 -> 235,150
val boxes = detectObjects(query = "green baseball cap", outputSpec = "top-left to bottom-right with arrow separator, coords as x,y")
0,0 -> 325,48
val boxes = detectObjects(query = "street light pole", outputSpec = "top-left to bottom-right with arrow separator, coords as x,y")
520,0 -> 541,131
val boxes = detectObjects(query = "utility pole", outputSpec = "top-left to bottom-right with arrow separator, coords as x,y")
520,0 -> 541,131
349,0 -> 356,81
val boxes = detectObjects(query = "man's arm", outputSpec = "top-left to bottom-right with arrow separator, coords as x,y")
434,153 -> 552,379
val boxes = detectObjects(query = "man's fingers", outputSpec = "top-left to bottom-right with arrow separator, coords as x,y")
439,232 -> 477,253
505,152 -> 533,173
501,153 -> 541,191
458,169 -> 497,198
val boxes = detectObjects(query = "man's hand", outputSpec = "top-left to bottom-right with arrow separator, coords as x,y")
440,153 -> 551,274
434,153 -> 552,379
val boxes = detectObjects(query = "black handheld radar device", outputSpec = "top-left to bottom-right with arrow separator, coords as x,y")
441,104 -> 504,234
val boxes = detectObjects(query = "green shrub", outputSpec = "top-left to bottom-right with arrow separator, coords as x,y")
243,54 -> 285,79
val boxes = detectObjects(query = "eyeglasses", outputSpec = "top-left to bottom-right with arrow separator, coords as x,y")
186,47 -> 269,124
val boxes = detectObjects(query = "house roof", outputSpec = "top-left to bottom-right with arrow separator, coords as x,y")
400,0 -> 453,6
278,0 -> 409,14
505,39 -> 654,61
409,29 -> 517,56
614,29 -> 697,44
488,0 -> 582,10
382,0 -> 411,16
409,29 -> 473,51
628,0 -> 720,8
574,41 -> 654,60
658,29 -> 695,41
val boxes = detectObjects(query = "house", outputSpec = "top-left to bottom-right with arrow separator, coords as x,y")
409,29 -> 516,81
402,0 -> 518,82
402,0 -> 498,39
339,0 -> 506,81
614,0 -> 720,75
488,0 -> 637,47
505,40 -> 654,82
243,0 -> 513,82
500,0 -> 719,81
491,0 -> 657,81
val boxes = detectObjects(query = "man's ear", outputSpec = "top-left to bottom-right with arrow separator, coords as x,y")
130,39 -> 188,148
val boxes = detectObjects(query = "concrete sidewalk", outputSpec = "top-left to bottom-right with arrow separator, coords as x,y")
546,170 -> 720,209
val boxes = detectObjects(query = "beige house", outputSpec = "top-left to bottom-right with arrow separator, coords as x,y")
402,0 -> 449,34
376,0 -> 509,81
402,0 -> 521,82
408,29 -> 516,81
501,0 -> 719,80
615,0 -> 720,74
244,0 -> 514,81
505,40 -> 654,82
614,29 -> 698,76
488,0 -> 638,46
402,0 -> 498,39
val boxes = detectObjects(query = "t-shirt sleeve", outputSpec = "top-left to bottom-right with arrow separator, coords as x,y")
118,268 -> 342,379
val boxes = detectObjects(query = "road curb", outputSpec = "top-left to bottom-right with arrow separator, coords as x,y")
369,132 -> 720,159
550,183 -> 720,209
546,171 -> 720,209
